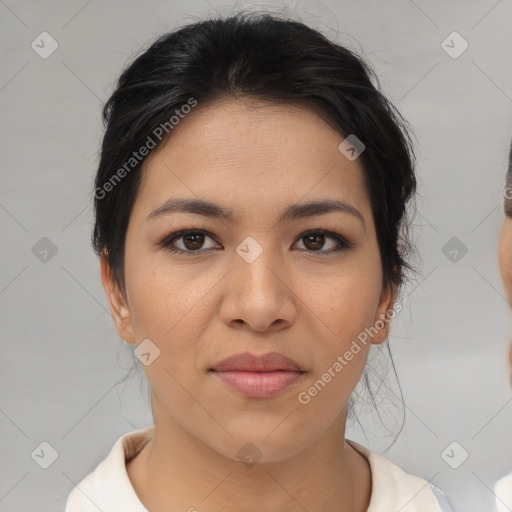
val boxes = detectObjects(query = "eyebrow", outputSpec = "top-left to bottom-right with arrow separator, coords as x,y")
146,197 -> 366,231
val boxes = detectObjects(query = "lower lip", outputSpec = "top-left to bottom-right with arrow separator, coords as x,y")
212,370 -> 304,398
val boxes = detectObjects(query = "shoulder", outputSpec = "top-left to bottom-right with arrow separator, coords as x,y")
495,471 -> 512,512
347,440 -> 454,512
64,427 -> 153,512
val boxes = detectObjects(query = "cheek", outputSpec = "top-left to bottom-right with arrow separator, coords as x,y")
499,232 -> 512,303
306,253 -> 383,346
294,253 -> 383,400
123,263 -> 215,411
125,245 -> 215,339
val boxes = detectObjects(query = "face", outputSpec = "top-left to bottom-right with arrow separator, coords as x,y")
101,97 -> 397,463
499,216 -> 512,304
498,215 -> 512,381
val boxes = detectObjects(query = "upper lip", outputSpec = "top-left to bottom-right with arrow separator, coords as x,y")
211,351 -> 304,372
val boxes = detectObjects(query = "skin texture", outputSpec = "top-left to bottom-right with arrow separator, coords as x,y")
100,97 -> 398,512
498,216 -> 512,383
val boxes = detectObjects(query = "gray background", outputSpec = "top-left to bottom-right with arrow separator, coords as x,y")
1,0 -> 512,511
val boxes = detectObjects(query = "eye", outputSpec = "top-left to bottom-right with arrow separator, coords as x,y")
157,229 -> 219,254
157,228 -> 352,255
293,230 -> 352,253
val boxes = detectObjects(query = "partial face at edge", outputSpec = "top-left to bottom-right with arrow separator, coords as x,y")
498,216 -> 512,382
101,97 -> 397,462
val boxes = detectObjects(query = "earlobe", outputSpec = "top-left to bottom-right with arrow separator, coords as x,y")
371,282 -> 398,345
99,251 -> 135,344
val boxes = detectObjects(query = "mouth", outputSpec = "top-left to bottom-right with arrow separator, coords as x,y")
209,351 -> 306,398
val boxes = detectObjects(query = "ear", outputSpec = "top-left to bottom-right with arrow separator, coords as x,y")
100,251 -> 135,344
370,281 -> 399,346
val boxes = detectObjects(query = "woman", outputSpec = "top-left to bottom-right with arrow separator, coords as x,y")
65,11 -> 453,511
496,140 -> 512,512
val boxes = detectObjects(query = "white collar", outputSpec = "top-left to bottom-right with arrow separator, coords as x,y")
66,428 -> 444,512
347,440 -> 445,511
66,427 -> 151,511
495,471 -> 512,512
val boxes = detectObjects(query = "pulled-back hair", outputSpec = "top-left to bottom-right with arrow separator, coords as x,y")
91,11 -> 417,300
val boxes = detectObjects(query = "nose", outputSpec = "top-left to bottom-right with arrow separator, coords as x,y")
219,243 -> 297,333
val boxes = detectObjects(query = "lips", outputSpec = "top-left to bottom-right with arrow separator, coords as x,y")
211,351 -> 304,372
210,352 -> 305,398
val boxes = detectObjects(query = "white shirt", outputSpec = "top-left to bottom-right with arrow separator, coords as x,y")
65,427 -> 453,512
495,471 -> 512,512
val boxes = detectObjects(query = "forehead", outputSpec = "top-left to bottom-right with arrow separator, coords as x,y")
134,97 -> 372,222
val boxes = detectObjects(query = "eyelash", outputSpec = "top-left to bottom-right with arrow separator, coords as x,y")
156,227 -> 354,256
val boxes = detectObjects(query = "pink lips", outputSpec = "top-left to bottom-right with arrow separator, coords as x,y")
210,352 -> 305,398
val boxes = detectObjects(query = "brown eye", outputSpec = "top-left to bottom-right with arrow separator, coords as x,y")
182,232 -> 206,250
303,233 -> 326,251
295,230 -> 351,253
158,229 -> 219,254
158,228 -> 352,256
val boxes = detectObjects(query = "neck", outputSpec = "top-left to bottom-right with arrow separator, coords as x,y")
127,397 -> 371,512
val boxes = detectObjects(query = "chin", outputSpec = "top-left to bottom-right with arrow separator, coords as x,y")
206,428 -> 319,465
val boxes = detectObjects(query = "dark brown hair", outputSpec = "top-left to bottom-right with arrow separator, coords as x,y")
505,140 -> 512,217
91,11 -> 417,300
